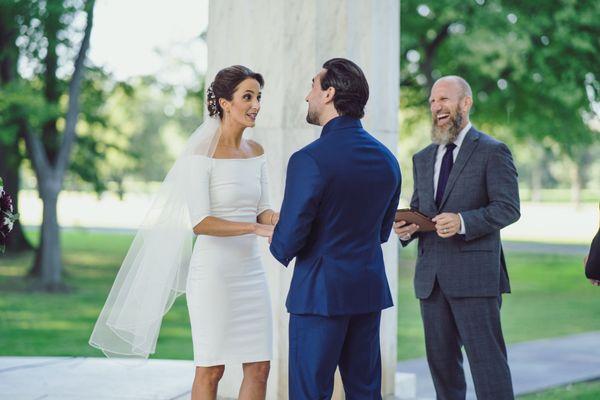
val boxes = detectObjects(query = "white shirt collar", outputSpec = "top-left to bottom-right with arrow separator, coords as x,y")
452,122 -> 472,149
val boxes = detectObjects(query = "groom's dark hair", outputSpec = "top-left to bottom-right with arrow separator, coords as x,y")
321,58 -> 369,119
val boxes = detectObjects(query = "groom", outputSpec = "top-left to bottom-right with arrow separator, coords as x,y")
270,58 -> 401,400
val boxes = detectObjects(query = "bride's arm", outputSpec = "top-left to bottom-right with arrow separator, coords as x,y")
187,156 -> 272,238
193,216 -> 272,237
256,150 -> 279,226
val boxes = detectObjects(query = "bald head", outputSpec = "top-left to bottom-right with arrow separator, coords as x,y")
432,75 -> 473,100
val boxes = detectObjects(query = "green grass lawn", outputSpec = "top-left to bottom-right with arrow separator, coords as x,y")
397,243 -> 600,360
0,230 -> 194,360
1,230 -> 599,399
518,380 -> 600,400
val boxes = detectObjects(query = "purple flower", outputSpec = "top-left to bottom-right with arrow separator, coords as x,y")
0,177 -> 18,253
1,192 -> 13,213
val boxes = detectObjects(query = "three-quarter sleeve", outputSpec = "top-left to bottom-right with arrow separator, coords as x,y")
186,156 -> 212,229
257,158 -> 272,215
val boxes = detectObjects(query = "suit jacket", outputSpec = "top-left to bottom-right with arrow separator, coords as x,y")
270,116 -> 401,316
402,127 -> 520,298
585,227 -> 600,280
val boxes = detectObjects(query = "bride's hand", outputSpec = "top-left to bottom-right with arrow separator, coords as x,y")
253,223 -> 274,240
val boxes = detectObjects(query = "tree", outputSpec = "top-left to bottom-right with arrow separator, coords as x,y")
21,0 -> 96,290
1,0 -> 117,256
400,0 -> 600,202
0,0 -> 35,252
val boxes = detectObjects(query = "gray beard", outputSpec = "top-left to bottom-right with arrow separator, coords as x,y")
431,113 -> 463,145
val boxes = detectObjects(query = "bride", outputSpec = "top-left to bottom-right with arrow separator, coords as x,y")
90,65 -> 277,400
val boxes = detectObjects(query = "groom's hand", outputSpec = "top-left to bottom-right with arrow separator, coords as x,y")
254,223 -> 274,241
270,211 -> 280,226
394,220 -> 419,241
433,213 -> 461,238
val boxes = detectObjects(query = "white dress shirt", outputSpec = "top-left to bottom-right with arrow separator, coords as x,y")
433,122 -> 472,235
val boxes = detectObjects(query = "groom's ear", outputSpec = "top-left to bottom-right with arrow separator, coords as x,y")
323,86 -> 336,104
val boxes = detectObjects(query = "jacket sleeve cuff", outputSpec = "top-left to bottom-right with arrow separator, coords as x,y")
269,244 -> 292,267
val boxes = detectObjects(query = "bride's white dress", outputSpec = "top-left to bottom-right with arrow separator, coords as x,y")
186,154 -> 272,366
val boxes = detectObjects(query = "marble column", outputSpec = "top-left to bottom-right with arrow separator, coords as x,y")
207,1 -> 399,398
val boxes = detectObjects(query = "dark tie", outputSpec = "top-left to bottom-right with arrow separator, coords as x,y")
435,143 -> 457,208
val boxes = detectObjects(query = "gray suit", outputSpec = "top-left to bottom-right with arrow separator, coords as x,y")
403,127 -> 520,400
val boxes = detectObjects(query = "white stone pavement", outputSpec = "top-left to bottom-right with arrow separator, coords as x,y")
2,332 -> 599,400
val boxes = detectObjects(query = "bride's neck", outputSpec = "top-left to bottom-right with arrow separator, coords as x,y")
219,119 -> 245,148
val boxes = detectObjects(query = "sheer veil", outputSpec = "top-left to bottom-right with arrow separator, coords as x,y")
89,116 -> 221,358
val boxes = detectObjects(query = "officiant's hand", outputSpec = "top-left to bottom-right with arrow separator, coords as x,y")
433,213 -> 461,238
394,220 -> 419,241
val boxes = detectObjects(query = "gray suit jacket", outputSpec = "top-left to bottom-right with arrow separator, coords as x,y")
402,127 -> 520,298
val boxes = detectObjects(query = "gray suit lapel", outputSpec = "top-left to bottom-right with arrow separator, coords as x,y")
439,128 -> 480,210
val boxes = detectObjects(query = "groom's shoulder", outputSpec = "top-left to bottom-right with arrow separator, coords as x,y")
364,131 -> 399,169
289,143 -> 321,167
295,134 -> 328,156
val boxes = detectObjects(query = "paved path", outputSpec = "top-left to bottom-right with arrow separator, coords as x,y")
27,226 -> 592,258
2,332 -> 599,399
397,331 -> 600,399
503,240 -> 590,256
0,357 -> 194,400
19,194 -> 599,245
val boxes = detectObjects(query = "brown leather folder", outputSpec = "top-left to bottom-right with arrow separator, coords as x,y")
394,208 -> 436,232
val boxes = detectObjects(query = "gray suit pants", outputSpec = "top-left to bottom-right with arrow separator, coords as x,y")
420,281 -> 514,400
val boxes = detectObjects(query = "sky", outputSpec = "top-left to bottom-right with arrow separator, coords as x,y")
88,0 -> 208,86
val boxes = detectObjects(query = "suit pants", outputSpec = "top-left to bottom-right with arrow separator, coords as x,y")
420,281 -> 514,400
289,311 -> 382,400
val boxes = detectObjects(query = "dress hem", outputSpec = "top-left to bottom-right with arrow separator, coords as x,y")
193,355 -> 272,367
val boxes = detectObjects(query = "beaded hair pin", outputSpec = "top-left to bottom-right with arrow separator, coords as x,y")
206,84 -> 218,116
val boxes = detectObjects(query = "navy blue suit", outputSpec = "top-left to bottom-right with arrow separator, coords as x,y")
270,116 -> 401,399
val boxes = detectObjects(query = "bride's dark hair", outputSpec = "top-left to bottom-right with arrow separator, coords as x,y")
206,65 -> 264,119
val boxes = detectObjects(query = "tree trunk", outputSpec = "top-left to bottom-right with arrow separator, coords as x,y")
42,5 -> 61,163
420,23 -> 451,91
24,0 -> 95,290
31,179 -> 65,291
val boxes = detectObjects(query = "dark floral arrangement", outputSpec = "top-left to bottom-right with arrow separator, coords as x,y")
0,177 -> 19,254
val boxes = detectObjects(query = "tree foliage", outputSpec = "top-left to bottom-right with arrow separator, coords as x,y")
400,0 -> 600,153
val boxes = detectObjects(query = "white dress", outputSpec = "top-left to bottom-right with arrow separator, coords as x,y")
185,154 -> 273,366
